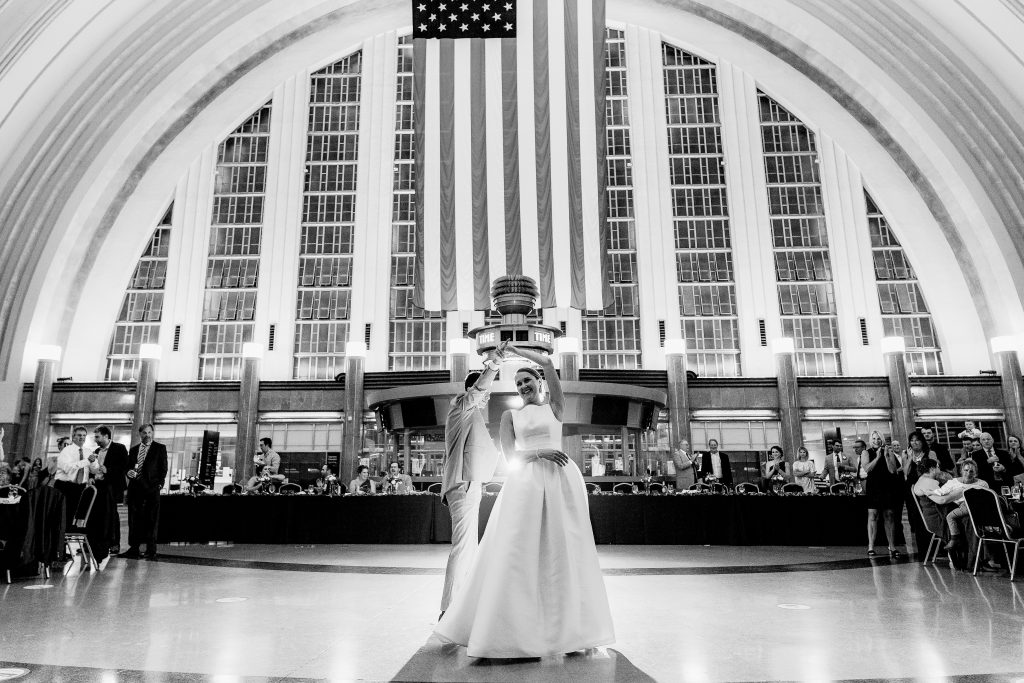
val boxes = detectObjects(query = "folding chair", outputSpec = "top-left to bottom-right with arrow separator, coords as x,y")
65,485 -> 99,572
964,487 -> 1024,580
912,493 -> 949,565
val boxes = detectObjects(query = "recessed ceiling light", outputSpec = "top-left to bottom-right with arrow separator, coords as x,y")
215,597 -> 248,603
23,585 -> 53,590
776,603 -> 810,610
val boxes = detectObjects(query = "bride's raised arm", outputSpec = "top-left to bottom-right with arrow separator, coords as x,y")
505,344 -> 563,421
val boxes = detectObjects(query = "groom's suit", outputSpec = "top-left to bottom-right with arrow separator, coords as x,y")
441,384 -> 500,611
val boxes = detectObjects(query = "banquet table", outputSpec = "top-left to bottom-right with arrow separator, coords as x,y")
158,493 -> 870,546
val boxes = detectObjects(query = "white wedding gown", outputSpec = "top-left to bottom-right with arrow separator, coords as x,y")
434,402 -> 615,658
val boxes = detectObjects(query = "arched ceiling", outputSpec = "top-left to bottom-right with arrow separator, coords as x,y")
1,0 -> 1023,389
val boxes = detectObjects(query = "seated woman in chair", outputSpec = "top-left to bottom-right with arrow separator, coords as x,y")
348,465 -> 377,495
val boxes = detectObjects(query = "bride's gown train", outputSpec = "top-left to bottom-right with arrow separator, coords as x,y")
434,403 -> 614,658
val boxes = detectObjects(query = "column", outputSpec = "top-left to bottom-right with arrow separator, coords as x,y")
664,339 -> 691,450
132,344 -> 161,436
773,338 -> 801,463
342,341 -> 367,481
557,338 -> 582,468
882,337 -> 915,443
236,343 -> 262,482
448,338 -> 472,383
25,346 -> 61,464
993,336 -> 1024,440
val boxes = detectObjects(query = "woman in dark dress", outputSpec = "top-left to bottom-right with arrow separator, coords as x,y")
862,430 -> 903,557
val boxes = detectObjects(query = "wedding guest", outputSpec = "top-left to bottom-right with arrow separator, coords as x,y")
381,461 -> 413,493
972,432 -> 1010,489
54,426 -> 99,524
697,438 -> 733,485
763,445 -> 788,492
122,423 -> 167,560
791,446 -> 817,493
671,439 -> 698,490
912,460 -> 952,543
821,440 -> 858,486
1007,434 -> 1024,483
14,457 -> 31,488
933,460 -> 989,551
93,425 -> 129,554
863,431 -> 903,557
957,420 -> 982,441
348,465 -> 377,494
920,427 -> 954,473
23,458 -> 45,490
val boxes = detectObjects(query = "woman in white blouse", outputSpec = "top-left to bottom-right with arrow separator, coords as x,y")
791,446 -> 818,493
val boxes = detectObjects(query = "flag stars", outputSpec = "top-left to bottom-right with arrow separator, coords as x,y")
417,3 -> 426,11
428,13 -> 436,21
482,23 -> 490,31
460,3 -> 468,10
439,3 -> 446,9
504,22 -> 513,30
482,2 -> 490,9
492,12 -> 501,20
504,2 -> 512,10
471,12 -> 479,20
449,12 -> 457,21
418,23 -> 428,31
460,22 -> 469,31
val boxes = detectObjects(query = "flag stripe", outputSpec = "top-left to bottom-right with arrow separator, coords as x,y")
453,40 -> 474,311
412,38 -> 427,309
564,0 -> 588,310
593,1 -> 612,309
500,39 -> 522,278
438,40 -> 458,310
485,40 -> 507,294
533,0 -> 556,308
546,0 -> 571,309
515,2 -> 540,286
470,39 -> 491,311
577,0 -> 604,309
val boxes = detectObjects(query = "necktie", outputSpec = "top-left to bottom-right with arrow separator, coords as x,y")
135,442 -> 150,474
78,447 -> 86,484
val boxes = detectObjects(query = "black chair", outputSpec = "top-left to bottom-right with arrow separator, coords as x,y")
964,487 -> 1024,579
912,493 -> 949,565
613,482 -> 635,494
586,482 -> 601,494
735,482 -> 760,494
222,483 -> 243,495
279,482 -> 302,495
710,482 -> 729,494
688,483 -> 710,492
829,483 -> 849,495
427,482 -> 443,494
647,482 -> 665,494
782,483 -> 804,494
64,485 -> 99,573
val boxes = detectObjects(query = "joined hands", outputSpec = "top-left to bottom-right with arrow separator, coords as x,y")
524,448 -> 569,467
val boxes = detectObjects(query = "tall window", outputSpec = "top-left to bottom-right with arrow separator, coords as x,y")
865,193 -> 943,374
388,35 -> 446,371
582,28 -> 642,369
758,92 -> 841,376
663,43 -> 739,377
199,103 -> 271,380
105,205 -> 172,380
294,53 -> 362,379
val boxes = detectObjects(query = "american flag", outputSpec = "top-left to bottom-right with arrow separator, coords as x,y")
412,0 -> 611,311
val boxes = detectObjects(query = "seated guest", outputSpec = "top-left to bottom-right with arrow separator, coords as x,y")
671,439 -> 698,491
955,437 -> 979,471
381,461 -> 414,493
697,439 -> 733,485
349,465 -> 377,494
14,456 -> 31,488
23,458 -> 45,490
763,445 -> 788,492
791,446 -> 817,493
930,460 -> 989,550
821,440 -> 858,485
921,427 -> 954,473
912,460 -> 952,540
316,465 -> 341,495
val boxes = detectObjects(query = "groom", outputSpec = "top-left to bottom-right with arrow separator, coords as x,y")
440,345 -> 504,618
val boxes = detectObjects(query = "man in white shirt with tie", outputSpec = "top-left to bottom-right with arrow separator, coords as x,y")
53,425 -> 98,524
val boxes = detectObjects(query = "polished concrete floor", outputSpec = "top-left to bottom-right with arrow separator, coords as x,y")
2,543 -> 1024,682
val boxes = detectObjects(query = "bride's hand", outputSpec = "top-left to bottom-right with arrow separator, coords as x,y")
537,449 -> 568,467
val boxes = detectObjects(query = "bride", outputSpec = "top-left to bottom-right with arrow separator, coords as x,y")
434,344 -> 614,657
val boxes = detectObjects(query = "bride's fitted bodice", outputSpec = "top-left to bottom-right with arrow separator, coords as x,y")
511,403 -> 562,451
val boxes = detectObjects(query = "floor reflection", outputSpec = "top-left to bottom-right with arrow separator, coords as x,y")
391,638 -> 656,682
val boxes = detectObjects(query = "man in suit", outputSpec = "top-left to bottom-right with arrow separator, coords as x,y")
382,461 -> 414,493
821,440 -> 859,486
973,431 -> 1012,489
92,425 -> 129,554
121,423 -> 167,560
440,347 -> 503,619
698,438 -> 733,485
920,427 -> 954,473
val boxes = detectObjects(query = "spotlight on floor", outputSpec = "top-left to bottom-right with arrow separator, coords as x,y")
776,603 -> 811,610
215,597 -> 248,603
23,585 -> 53,590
